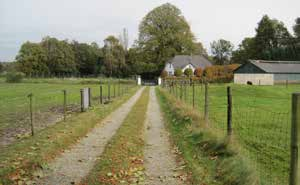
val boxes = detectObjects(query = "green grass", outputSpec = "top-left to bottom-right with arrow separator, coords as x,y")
0,79 -> 135,141
81,87 -> 149,185
0,86 -> 139,184
164,83 -> 298,185
156,88 -> 257,185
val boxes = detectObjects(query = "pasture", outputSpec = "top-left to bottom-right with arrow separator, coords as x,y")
162,81 -> 299,185
0,77 -> 135,147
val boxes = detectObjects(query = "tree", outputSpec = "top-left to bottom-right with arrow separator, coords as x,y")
194,67 -> 203,77
16,42 -> 49,76
174,69 -> 183,77
137,3 -> 196,74
194,42 -> 208,56
71,41 -> 102,76
184,68 -> 193,77
294,17 -> 300,38
254,15 -> 291,59
40,37 -> 77,75
231,37 -> 256,64
0,63 -> 3,73
210,39 -> 234,65
103,36 -> 126,77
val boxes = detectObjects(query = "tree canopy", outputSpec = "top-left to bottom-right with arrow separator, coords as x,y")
210,39 -> 234,65
136,3 -> 199,74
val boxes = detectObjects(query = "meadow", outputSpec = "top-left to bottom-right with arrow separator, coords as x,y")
163,81 -> 298,185
0,77 -> 135,147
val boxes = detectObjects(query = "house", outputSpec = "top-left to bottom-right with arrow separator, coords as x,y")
164,55 -> 212,76
234,60 -> 300,85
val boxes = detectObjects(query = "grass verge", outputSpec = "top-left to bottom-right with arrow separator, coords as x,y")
80,87 -> 149,185
0,87 -> 139,184
156,87 -> 258,185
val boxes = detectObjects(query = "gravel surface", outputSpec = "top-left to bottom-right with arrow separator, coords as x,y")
36,87 -> 144,185
144,87 -> 181,185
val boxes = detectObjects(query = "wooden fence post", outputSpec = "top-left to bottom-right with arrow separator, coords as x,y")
63,90 -> 67,121
28,93 -> 34,136
113,83 -> 116,98
88,88 -> 92,107
100,85 -> 103,104
227,86 -> 232,136
287,80 -> 289,89
80,89 -> 84,112
108,82 -> 111,101
204,82 -> 209,125
192,82 -> 195,108
290,93 -> 300,185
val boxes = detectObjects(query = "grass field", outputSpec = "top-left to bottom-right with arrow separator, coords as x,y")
0,83 -> 139,184
0,77 -> 135,147
163,82 -> 298,185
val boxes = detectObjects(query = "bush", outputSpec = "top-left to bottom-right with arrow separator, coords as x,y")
174,69 -> 183,77
6,72 -> 25,83
194,68 -> 203,77
161,70 -> 168,78
184,68 -> 193,77
204,64 -> 240,82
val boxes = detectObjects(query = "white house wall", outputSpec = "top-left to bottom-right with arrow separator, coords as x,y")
182,64 -> 195,73
164,63 -> 174,75
234,73 -> 274,85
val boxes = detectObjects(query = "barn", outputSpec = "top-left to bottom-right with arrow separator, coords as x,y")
234,60 -> 300,85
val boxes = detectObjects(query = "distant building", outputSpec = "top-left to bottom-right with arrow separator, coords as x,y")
164,55 -> 212,76
234,60 -> 300,85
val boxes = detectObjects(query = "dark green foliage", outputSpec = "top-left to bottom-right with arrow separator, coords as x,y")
174,68 -> 183,77
184,68 -> 193,77
293,17 -> 300,38
6,71 -> 25,83
16,42 -> 49,76
136,3 -> 198,74
0,63 -> 3,73
40,37 -> 77,75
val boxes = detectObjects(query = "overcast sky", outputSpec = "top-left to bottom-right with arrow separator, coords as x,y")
0,0 -> 299,61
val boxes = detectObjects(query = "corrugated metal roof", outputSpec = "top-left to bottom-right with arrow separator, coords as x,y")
168,55 -> 212,69
250,60 -> 300,73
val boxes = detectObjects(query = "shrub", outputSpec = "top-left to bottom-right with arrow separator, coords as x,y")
184,68 -> 193,77
204,64 -> 240,82
161,70 -> 168,78
6,71 -> 25,83
194,68 -> 203,78
174,69 -> 183,77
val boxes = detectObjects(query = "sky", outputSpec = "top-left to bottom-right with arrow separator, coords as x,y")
0,0 -> 299,61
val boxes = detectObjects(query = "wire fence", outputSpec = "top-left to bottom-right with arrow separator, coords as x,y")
0,81 -> 136,148
162,79 -> 294,185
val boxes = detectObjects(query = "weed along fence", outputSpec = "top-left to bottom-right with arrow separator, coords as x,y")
161,79 -> 300,185
0,80 -> 136,147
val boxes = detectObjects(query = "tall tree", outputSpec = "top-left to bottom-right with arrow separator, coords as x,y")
231,37 -> 256,64
71,41 -> 102,76
16,42 -> 49,76
294,17 -> 300,38
210,39 -> 234,65
137,3 -> 196,74
40,37 -> 77,75
103,36 -> 126,77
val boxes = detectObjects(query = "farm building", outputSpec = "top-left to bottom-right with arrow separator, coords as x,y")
164,55 -> 212,76
234,60 -> 300,85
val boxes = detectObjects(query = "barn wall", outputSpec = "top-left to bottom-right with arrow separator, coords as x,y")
164,63 -> 174,75
274,74 -> 300,84
234,73 -> 274,85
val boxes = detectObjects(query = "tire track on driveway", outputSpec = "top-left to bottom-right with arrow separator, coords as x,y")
37,87 -> 145,185
144,87 -> 181,185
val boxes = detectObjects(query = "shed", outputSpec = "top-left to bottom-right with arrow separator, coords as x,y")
234,60 -> 300,85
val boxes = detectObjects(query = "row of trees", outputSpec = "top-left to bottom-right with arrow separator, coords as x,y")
11,3 -> 300,78
211,16 -> 300,65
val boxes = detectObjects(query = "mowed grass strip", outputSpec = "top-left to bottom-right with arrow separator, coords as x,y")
156,88 -> 257,185
81,87 -> 149,185
0,87 -> 139,185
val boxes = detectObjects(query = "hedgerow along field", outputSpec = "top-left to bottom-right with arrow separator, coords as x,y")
0,77 -> 136,147
162,80 -> 297,185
